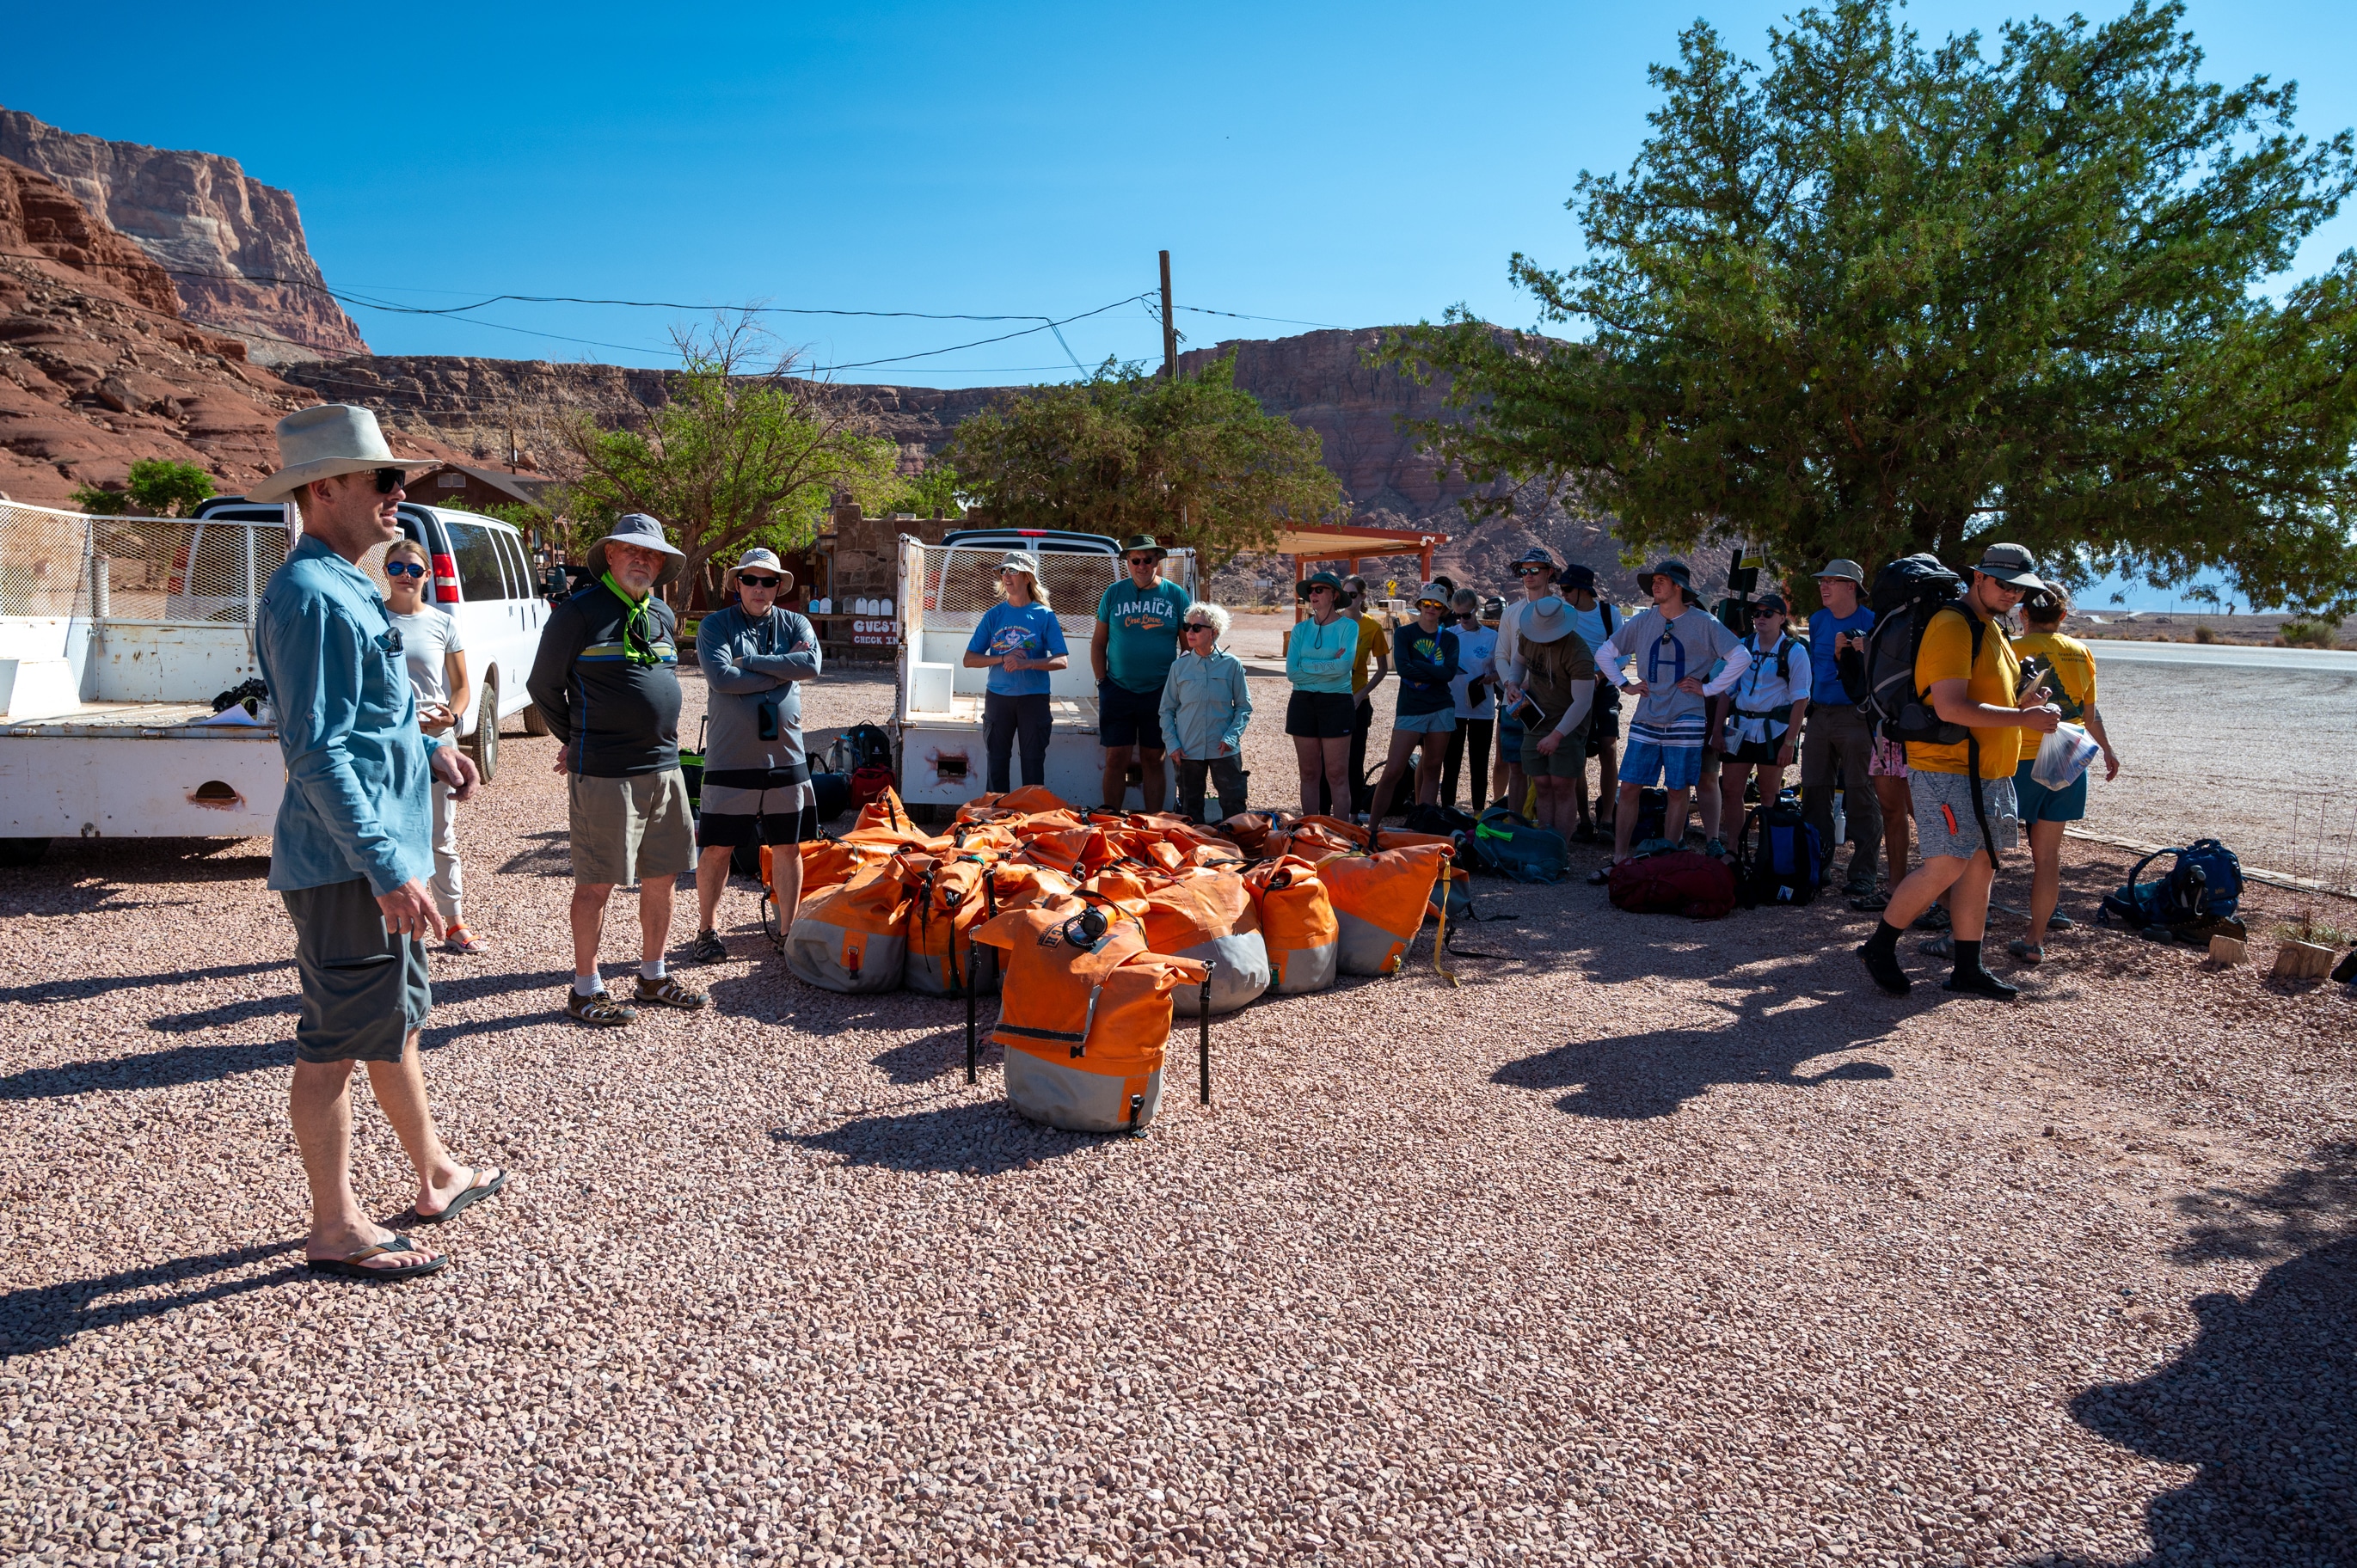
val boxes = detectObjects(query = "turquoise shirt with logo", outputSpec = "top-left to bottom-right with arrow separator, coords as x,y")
1096,577 -> 1193,694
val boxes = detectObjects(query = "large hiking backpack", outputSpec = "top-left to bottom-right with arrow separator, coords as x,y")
1734,804 -> 1825,908
2099,839 -> 2243,931
1466,807 -> 1569,883
1607,848 -> 1737,920
1853,554 -> 1969,744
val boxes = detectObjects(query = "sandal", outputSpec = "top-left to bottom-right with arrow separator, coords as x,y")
1919,933 -> 1955,960
1913,906 -> 1952,934
304,1240 -> 447,1282
442,925 -> 488,955
564,988 -> 637,1027
414,1166 -> 506,1225
1848,891 -> 1890,913
634,973 -> 709,1010
2048,910 -> 2076,930
2006,939 -> 2045,965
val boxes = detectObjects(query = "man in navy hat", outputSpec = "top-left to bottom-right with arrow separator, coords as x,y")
527,513 -> 709,1026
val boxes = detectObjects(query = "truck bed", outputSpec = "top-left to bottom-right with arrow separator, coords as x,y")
903,693 -> 1099,729
2,701 -> 279,739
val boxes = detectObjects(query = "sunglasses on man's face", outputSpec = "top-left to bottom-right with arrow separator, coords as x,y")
1514,565 -> 1550,577
738,575 -> 782,589
370,468 -> 408,494
1128,555 -> 1158,567
384,560 -> 427,579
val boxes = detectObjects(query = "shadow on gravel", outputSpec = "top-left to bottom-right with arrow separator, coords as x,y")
496,829 -> 574,878
0,841 -> 274,916
782,1099 -> 1102,1175
1494,983 -> 1897,1119
871,1027 -> 990,1085
0,958 -> 291,1008
2058,1142 -> 2357,1565
0,1240 -> 304,1356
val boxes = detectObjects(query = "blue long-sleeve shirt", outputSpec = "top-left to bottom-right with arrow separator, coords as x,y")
1158,646 -> 1252,757
1392,619 -> 1461,719
696,603 -> 822,777
1285,615 -> 1358,694
255,534 -> 437,896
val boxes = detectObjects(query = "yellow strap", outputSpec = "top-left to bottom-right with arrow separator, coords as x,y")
1432,865 -> 1460,988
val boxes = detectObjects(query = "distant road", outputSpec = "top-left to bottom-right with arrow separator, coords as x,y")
2085,640 -> 2357,674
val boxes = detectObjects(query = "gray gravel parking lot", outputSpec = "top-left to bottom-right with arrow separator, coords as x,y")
3,668 -> 2353,1567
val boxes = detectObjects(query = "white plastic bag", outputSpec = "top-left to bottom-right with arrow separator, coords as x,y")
2031,722 -> 2100,789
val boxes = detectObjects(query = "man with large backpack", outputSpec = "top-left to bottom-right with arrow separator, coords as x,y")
1856,544 -> 2063,1000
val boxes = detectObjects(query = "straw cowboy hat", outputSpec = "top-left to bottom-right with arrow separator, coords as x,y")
586,513 -> 686,587
248,405 -> 439,505
725,545 -> 795,596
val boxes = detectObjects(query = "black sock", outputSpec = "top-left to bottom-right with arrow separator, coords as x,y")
1865,921 -> 1902,960
1952,938 -> 1982,977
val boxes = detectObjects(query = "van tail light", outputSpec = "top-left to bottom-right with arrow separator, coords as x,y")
432,554 -> 461,603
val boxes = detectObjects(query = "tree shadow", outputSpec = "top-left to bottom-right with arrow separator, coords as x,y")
2059,1142 -> 2357,1565
496,829 -> 573,878
0,1241 -> 306,1357
0,958 -> 291,1008
778,1099 -> 1116,1176
1493,978 -> 1900,1120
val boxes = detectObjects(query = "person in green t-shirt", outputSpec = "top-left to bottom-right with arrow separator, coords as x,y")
1091,534 -> 1192,811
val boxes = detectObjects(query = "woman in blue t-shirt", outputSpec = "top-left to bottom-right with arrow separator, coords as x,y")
962,552 -> 1070,792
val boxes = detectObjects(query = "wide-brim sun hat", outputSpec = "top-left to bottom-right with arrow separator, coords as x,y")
249,405 -> 440,505
585,513 -> 686,587
1299,570 -> 1345,597
997,550 -> 1043,580
1974,542 -> 2048,591
1636,559 -> 1693,592
1520,594 -> 1579,644
727,545 -> 795,596
1118,534 -> 1168,560
1814,558 -> 1865,585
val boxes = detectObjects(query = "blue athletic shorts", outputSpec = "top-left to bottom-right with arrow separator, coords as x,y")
2013,757 -> 2087,824
1620,737 -> 1703,792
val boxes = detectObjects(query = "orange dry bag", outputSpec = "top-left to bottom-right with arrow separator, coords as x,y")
1131,867 -> 1269,1016
902,855 -> 999,997
784,857 -> 914,993
1243,854 -> 1341,994
970,904 -> 1207,1134
1317,842 -> 1451,976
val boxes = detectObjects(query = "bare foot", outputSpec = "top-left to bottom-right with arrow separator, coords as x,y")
414,1164 -> 508,1222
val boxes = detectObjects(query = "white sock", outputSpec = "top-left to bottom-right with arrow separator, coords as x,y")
572,974 -> 603,997
641,958 -> 666,982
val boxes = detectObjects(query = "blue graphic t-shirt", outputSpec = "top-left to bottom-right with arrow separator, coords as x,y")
967,601 -> 1068,696
1807,607 -> 1875,705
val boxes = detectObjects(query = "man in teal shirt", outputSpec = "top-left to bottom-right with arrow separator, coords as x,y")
1091,533 -> 1191,811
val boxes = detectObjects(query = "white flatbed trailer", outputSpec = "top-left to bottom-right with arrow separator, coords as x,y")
892,529 -> 1199,818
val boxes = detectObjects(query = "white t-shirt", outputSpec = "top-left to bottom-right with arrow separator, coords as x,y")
389,608 -> 464,708
1450,622 -> 1499,719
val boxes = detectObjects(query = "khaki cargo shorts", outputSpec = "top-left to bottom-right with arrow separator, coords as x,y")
569,769 -> 697,887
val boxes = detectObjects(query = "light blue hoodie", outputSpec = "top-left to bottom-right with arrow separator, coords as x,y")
1285,614 -> 1358,694
1159,645 -> 1253,757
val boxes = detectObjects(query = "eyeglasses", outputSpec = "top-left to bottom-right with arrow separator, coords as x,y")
384,560 -> 427,579
1185,622 -> 1217,634
371,468 -> 407,494
1127,555 -> 1159,567
738,574 -> 782,588
1513,565 -> 1550,577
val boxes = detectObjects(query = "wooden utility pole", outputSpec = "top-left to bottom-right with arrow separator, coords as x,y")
1160,250 -> 1177,380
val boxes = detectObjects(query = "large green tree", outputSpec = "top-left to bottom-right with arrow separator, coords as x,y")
945,352 -> 1346,566
1388,0 -> 2357,614
559,318 -> 902,607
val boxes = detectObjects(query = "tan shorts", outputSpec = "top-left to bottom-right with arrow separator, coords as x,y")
568,769 -> 697,887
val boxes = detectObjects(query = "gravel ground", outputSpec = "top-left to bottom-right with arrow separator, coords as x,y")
3,667 -> 2354,1567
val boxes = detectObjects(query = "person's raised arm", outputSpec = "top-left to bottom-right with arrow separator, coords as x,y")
1928,677 -> 2059,734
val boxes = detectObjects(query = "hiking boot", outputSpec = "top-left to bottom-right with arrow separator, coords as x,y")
1842,878 -> 1880,900
565,989 -> 637,1027
689,928 -> 727,965
1857,941 -> 1912,996
1943,968 -> 2020,1001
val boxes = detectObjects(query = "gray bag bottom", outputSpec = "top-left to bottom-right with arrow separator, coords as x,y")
1335,909 -> 1414,976
1271,939 -> 1339,994
784,920 -> 906,993
1006,1049 -> 1163,1133
1170,931 -> 1270,1016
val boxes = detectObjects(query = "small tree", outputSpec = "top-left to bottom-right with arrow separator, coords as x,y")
557,317 -> 902,609
945,352 -> 1347,567
876,462 -> 967,519
71,459 -> 218,518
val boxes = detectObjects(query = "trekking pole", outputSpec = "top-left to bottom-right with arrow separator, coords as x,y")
1198,977 -> 1212,1106
966,952 -> 979,1086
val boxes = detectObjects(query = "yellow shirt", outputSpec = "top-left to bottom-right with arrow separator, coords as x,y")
1906,607 -> 2022,777
1350,614 -> 1390,694
2010,630 -> 2096,722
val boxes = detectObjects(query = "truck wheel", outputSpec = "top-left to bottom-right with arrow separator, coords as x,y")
521,701 -> 552,737
468,677 -> 500,782
0,837 -> 48,868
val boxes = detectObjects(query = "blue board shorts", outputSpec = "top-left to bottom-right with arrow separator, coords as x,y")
1620,736 -> 1704,792
2013,757 -> 2088,824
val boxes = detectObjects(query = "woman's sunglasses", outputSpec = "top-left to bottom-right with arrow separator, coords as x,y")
384,560 -> 427,579
1185,622 -> 1217,634
738,574 -> 782,589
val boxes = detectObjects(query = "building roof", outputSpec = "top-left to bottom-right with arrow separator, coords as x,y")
1274,521 -> 1450,559
416,462 -> 561,511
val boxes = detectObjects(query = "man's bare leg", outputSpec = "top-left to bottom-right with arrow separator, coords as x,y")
1611,781 -> 1642,862
1662,786 -> 1693,846
571,883 -> 615,982
363,1028 -> 483,1217
694,845 -> 733,933
1137,748 -> 1167,812
639,874 -> 676,966
771,841 -> 804,931
292,1058 -> 439,1268
1102,748 -> 1132,812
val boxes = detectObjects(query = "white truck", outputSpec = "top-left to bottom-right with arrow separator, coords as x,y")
892,528 -> 1199,820
0,494 -> 545,867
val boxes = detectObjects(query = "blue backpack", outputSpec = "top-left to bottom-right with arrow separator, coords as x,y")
1468,807 -> 1569,883
2100,839 -> 2243,930
1734,804 -> 1824,908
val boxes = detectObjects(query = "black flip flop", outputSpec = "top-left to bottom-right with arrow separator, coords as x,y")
414,1166 -> 507,1226
304,1240 -> 447,1282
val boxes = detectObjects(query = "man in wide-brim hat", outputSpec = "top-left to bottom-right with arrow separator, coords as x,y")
251,405 -> 504,1282
1093,533 -> 1192,812
526,513 -> 709,1026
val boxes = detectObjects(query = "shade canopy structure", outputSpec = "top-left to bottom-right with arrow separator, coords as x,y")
1275,522 -> 1450,618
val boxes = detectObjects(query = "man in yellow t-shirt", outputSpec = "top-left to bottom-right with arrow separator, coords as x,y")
1857,543 -> 2062,1001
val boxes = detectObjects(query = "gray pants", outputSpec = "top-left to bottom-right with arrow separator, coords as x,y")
1801,701 -> 1882,888
427,778 -> 463,924
1176,755 -> 1248,824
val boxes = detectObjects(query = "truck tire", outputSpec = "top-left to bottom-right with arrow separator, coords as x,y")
468,677 -> 500,782
0,837 -> 48,868
521,701 -> 552,737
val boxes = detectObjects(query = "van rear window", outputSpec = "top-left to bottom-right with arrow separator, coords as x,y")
444,519 -> 508,601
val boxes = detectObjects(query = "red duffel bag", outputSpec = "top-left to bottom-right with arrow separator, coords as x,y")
1607,849 -> 1736,921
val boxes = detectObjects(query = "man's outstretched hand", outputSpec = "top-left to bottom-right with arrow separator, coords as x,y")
432,745 -> 482,802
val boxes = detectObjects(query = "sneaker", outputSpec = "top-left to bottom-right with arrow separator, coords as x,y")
564,988 -> 637,1027
1912,905 -> 1952,934
1943,968 -> 2020,1001
442,925 -> 488,955
2048,910 -> 2076,930
1857,941 -> 1912,995
1841,879 -> 1880,900
1703,837 -> 1728,861
634,973 -> 709,1009
689,928 -> 727,965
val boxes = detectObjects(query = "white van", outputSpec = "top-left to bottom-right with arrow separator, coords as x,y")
193,497 -> 549,780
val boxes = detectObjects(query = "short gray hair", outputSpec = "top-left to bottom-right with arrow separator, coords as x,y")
1185,601 -> 1231,638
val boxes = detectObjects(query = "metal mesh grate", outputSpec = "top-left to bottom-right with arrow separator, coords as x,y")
0,501 -> 92,619
0,500 -> 289,624
921,545 -> 1117,619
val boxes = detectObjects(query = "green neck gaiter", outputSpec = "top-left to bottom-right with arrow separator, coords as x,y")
603,572 -> 660,665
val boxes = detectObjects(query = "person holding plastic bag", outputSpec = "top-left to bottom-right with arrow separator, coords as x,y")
2007,587 -> 2121,964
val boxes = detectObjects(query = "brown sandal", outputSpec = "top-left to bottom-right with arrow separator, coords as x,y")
634,974 -> 708,1009
564,989 -> 638,1027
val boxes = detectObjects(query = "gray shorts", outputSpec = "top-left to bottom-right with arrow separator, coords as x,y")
1911,769 -> 2020,861
569,769 -> 697,887
280,879 -> 430,1064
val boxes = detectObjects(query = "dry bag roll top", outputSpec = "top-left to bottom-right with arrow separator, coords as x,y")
1129,866 -> 1268,1016
903,855 -> 997,996
784,858 -> 915,992
776,837 -> 897,906
1318,842 -> 1451,975
1243,854 -> 1341,994
958,785 -> 1071,819
970,905 -> 1208,1134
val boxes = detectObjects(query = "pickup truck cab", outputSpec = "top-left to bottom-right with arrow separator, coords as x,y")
894,527 -> 1199,817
